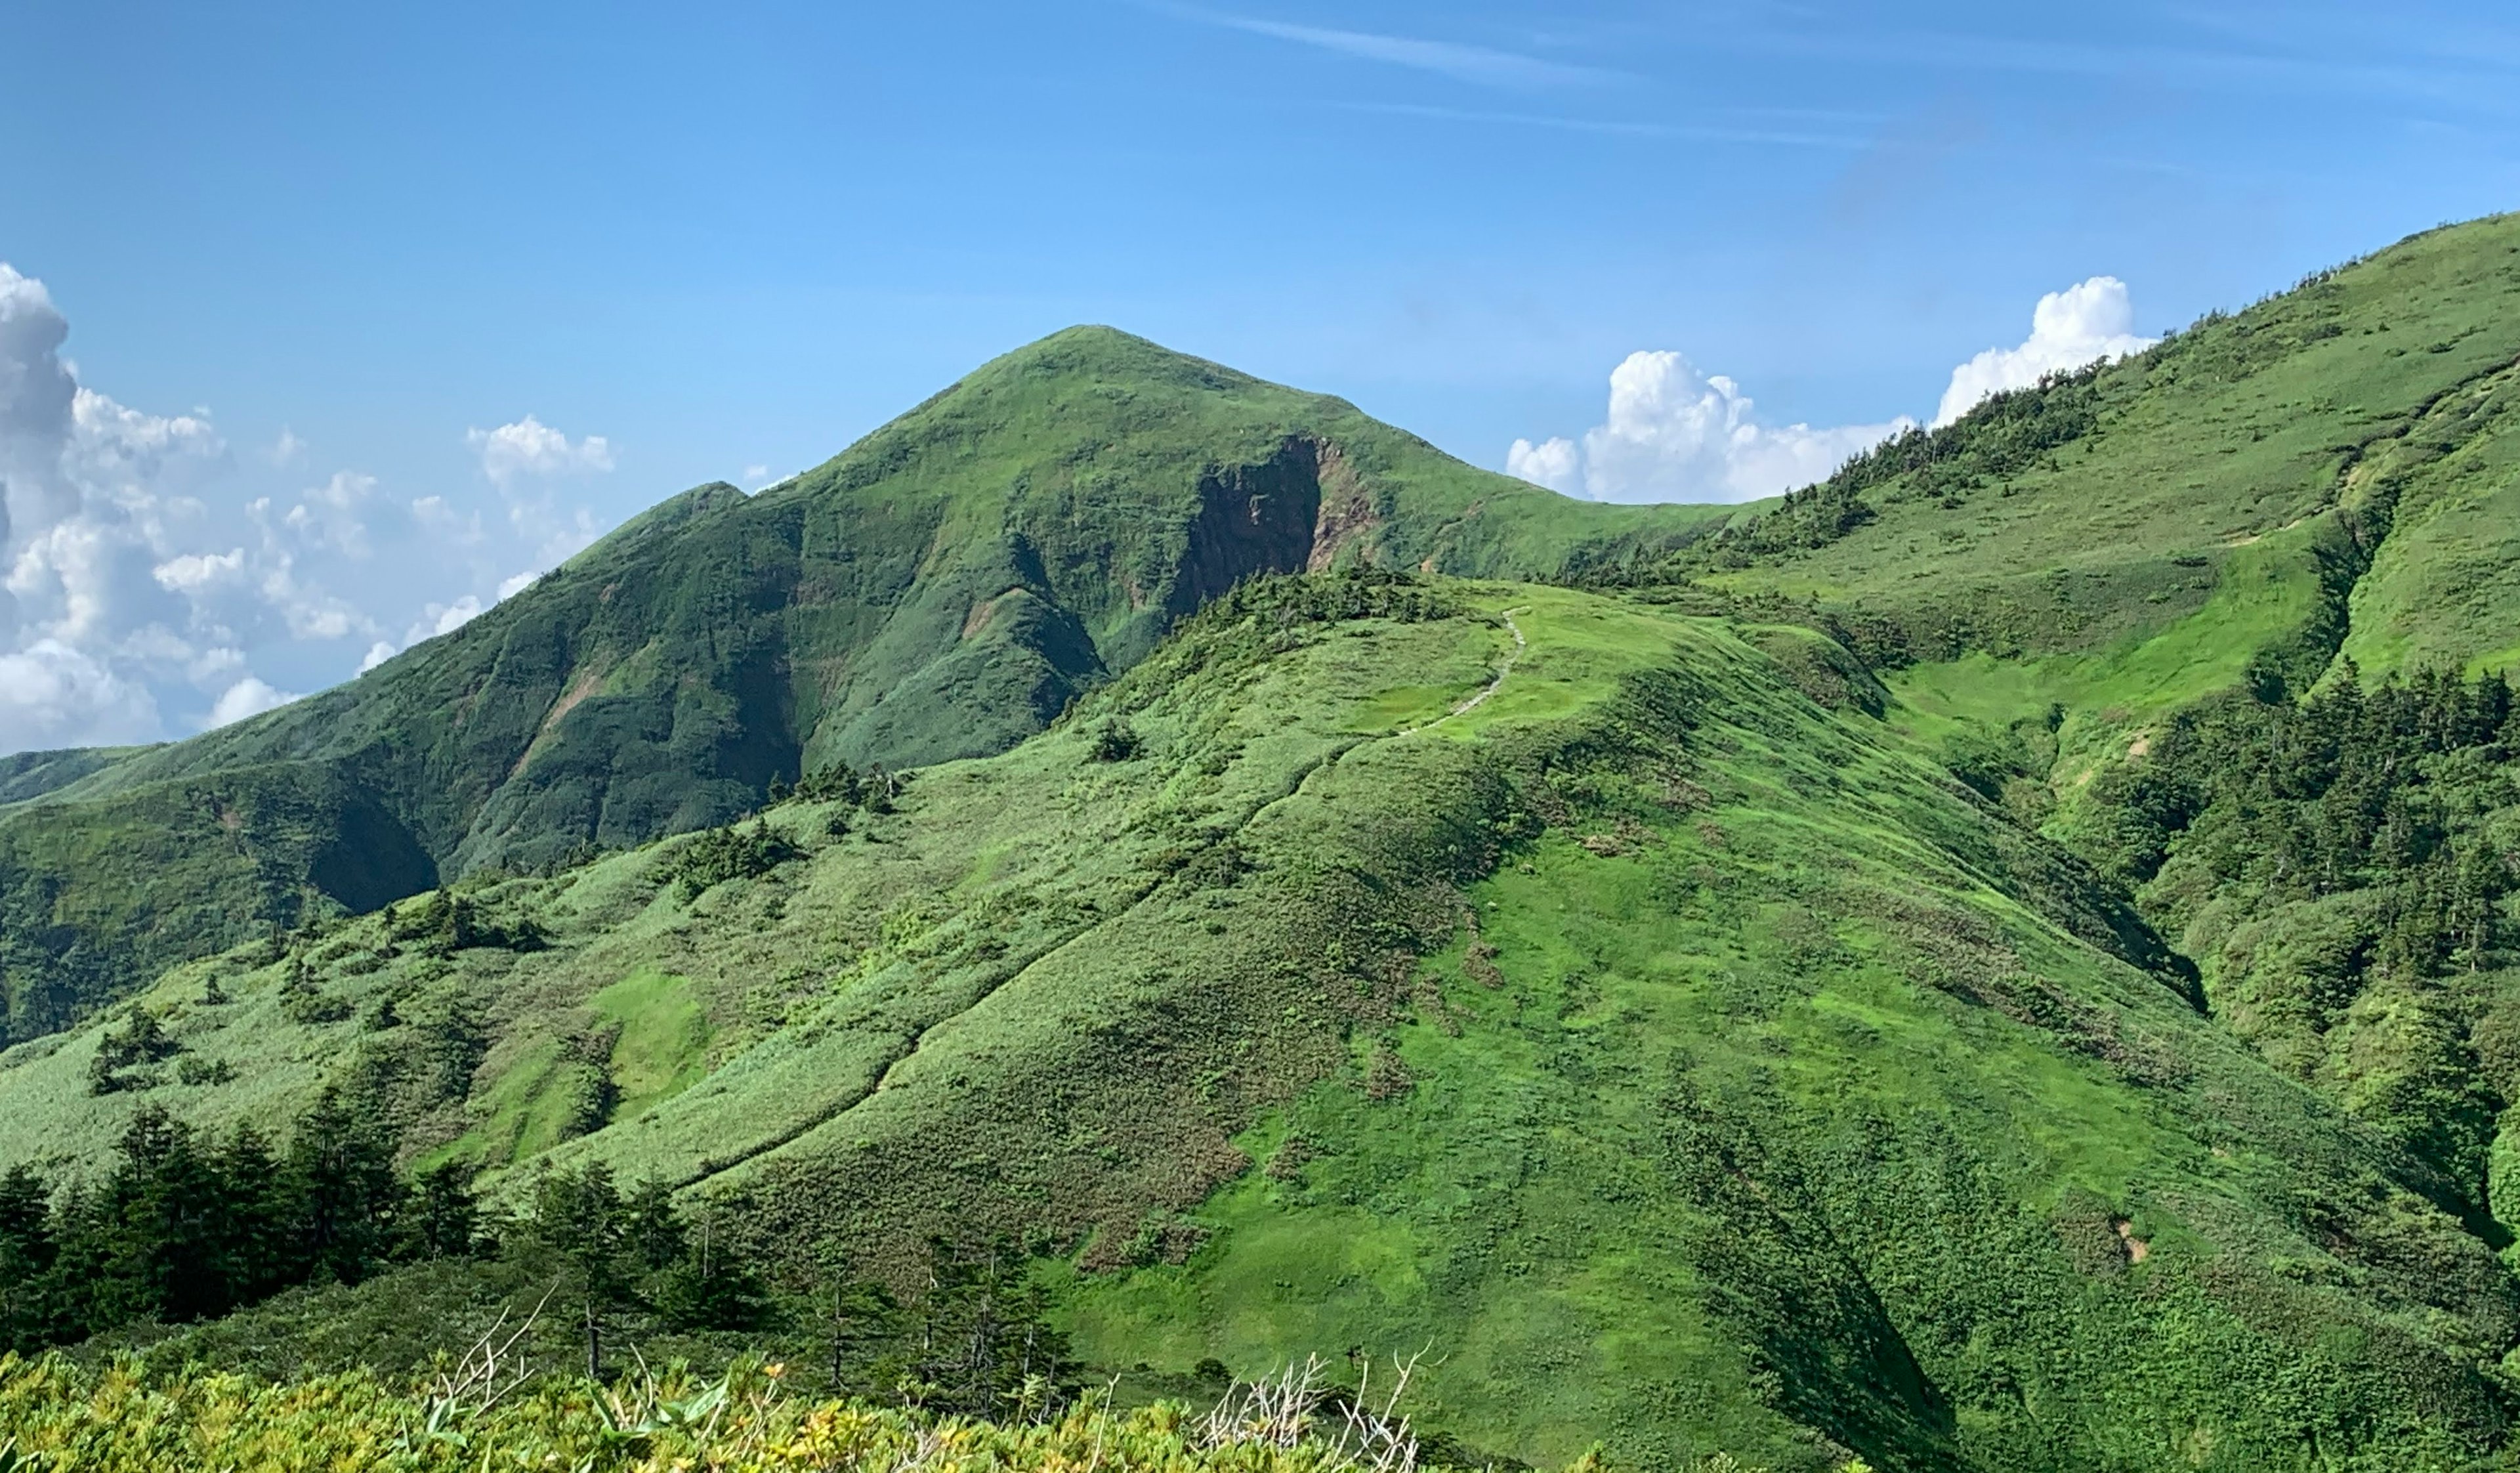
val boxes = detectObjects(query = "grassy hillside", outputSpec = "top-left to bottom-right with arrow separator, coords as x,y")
5,213 -> 2520,1468
1698,213 -> 2520,680
0,332 -> 1742,1048
7,573 -> 2513,1470
1620,215 -> 2520,1468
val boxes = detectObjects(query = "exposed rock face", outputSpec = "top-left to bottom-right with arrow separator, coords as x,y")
1305,440 -> 1380,571
1168,436 -> 1387,619
1167,437 -> 1329,618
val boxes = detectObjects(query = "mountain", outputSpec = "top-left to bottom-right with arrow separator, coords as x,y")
0,329 -> 1742,1048
3,215 -> 2520,1470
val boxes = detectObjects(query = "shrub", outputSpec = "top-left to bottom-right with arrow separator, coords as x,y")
654,821 -> 805,903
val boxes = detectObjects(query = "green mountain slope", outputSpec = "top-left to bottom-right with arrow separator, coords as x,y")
1635,215 -> 2520,1294
6,213 -> 2520,1469
1698,213 -> 2520,687
8,576 -> 2514,1470
0,330 -> 1742,1048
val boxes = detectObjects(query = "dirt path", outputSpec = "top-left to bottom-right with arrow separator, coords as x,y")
1402,607 -> 1526,736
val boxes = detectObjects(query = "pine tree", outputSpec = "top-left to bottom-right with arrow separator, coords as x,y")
282,1086 -> 404,1287
527,1164 -> 635,1378
0,1163 -> 55,1352
408,1161 -> 480,1258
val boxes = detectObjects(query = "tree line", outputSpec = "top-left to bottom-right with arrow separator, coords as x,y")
0,1089 -> 473,1351
0,1090 -> 1078,1420
2086,662 -> 2518,966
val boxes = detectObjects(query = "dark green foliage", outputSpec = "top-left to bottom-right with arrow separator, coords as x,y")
789,763 -> 866,806
0,1090 -> 480,1354
282,1087 -> 407,1289
176,1056 -> 236,1086
385,888 -> 547,955
654,820 -> 805,902
1200,565 -> 1460,629
410,1162 -> 482,1259
278,959 -> 352,1026
2081,666 -> 2520,1208
85,1008 -> 181,1095
523,1165 -> 784,1375
1088,719 -> 1143,763
900,1237 -> 1080,1420
2091,668 -> 2515,904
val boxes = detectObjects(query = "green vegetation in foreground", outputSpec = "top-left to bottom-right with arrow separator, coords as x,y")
4,1353 -> 1746,1473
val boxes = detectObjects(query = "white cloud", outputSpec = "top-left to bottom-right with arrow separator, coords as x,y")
152,547 -> 247,595
1510,350 -> 1913,504
0,260 -> 635,754
1511,275 -> 2160,503
1934,276 -> 2156,427
1505,436 -> 1579,494
467,415 -> 614,490
357,639 -> 397,674
413,595 -> 484,643
497,568 -> 542,601
205,674 -> 299,729
0,639 -> 160,751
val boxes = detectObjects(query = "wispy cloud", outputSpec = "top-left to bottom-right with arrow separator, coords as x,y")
1185,8 -> 1614,89
1702,20 -> 2516,115
1339,100 -> 1872,149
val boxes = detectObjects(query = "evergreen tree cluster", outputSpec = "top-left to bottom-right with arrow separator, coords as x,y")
1200,566 -> 1458,629
2088,664 -> 2519,966
2078,666 -> 2520,1210
889,1235 -> 1080,1420
652,819 -> 808,902
0,1090 -> 478,1354
509,1169 -> 1077,1419
518,1164 -> 774,1378
385,888 -> 549,956
1836,368 -> 2103,507
85,1008 -> 183,1094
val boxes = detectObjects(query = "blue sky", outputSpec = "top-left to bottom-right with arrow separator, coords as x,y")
2,0 -> 2516,750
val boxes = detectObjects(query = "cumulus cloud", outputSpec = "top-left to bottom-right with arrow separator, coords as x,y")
1503,436 -> 1578,494
418,595 -> 484,641
1934,276 -> 2156,427
0,261 -> 625,754
205,674 -> 299,729
467,415 -> 614,490
1511,351 -> 1914,504
0,639 -> 159,751
357,640 -> 397,674
152,546 -> 247,595
1511,276 -> 2160,504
